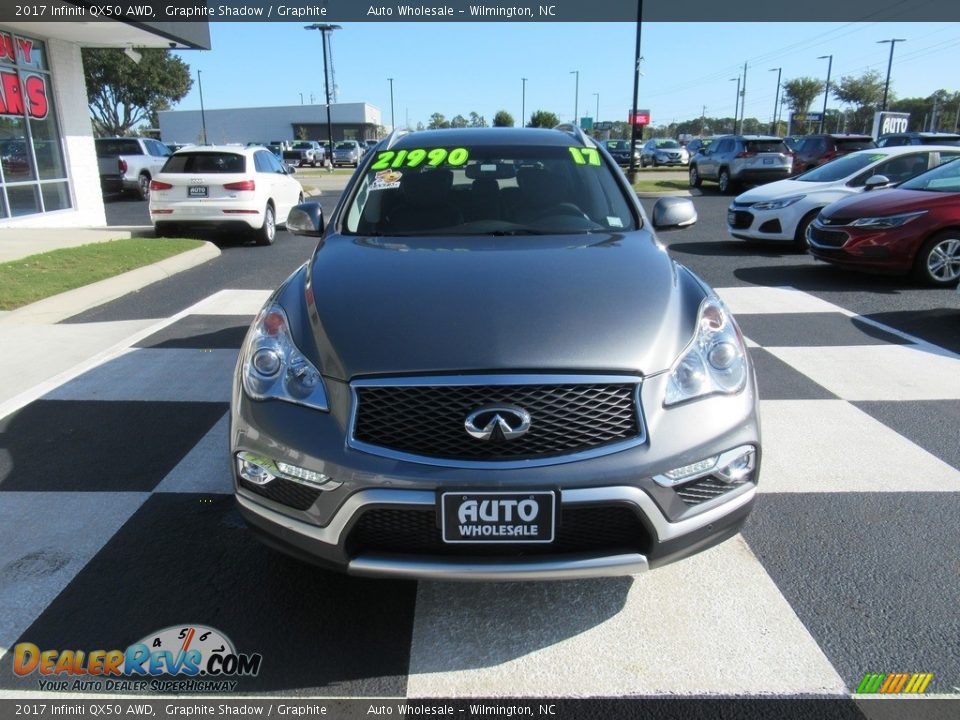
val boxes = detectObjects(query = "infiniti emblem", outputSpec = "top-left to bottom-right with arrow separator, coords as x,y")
464,404 -> 531,442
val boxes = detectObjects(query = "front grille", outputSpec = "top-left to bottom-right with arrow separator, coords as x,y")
346,505 -> 650,557
728,211 -> 754,229
674,475 -> 748,506
808,225 -> 849,248
353,382 -> 640,461
239,477 -> 321,511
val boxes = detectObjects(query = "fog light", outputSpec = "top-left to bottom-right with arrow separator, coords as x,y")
276,461 -> 335,488
655,456 -> 719,487
716,446 -> 756,484
237,453 -> 276,486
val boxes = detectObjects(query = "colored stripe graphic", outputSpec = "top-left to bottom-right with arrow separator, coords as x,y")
857,673 -> 932,694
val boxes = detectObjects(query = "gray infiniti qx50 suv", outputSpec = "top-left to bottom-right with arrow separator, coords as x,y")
230,126 -> 761,581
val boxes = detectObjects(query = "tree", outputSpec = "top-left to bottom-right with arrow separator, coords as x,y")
527,110 -> 560,128
781,77 -> 825,134
83,48 -> 192,136
468,112 -> 487,128
492,110 -> 514,127
450,114 -> 469,128
832,70 -> 886,134
891,90 -> 960,132
427,113 -> 450,129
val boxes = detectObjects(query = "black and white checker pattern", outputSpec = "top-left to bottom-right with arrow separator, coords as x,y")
0,287 -> 957,698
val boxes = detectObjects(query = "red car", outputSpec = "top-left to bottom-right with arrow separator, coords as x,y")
807,157 -> 960,286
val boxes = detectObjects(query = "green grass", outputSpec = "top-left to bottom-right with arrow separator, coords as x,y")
293,167 -> 356,176
632,179 -> 691,193
0,238 -> 204,311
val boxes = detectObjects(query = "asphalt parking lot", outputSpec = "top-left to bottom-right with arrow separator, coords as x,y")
2,182 -> 958,703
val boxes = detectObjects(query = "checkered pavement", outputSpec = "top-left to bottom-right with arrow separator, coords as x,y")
0,287 -> 957,698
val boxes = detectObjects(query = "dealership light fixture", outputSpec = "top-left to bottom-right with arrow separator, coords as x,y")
305,24 -> 342,154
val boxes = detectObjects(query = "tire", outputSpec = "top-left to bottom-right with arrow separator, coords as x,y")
640,157 -> 647,168
255,203 -> 276,246
912,231 -> 960,286
793,209 -> 820,253
689,164 -> 702,188
718,168 -> 733,195
137,173 -> 150,201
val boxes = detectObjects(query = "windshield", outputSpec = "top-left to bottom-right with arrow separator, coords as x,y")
606,141 -> 629,150
656,140 -> 681,149
899,157 -> 960,192
795,152 -> 887,183
343,143 -> 637,236
292,142 -> 313,149
336,142 -> 356,150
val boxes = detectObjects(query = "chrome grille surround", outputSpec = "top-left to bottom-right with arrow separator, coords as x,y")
348,374 -> 646,469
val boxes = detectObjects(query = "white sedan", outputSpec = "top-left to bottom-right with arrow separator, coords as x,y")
726,145 -> 960,249
149,145 -> 304,245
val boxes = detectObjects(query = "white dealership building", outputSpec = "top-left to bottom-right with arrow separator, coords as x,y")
0,21 -> 209,228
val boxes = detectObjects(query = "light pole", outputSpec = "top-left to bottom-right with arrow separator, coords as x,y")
730,77 -> 740,133
878,38 -> 905,111
387,77 -> 395,130
521,77 -> 527,127
570,70 -> 579,127
817,55 -> 833,133
627,0 -> 643,183
305,23 -> 342,155
299,92 -> 303,105
593,92 -> 599,125
197,69 -> 207,144
769,67 -> 781,135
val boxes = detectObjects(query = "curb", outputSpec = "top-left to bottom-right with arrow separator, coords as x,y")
0,241 -> 221,325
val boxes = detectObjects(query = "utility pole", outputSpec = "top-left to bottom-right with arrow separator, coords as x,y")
387,77 -> 395,130
818,55 -> 833,134
730,76 -> 740,133
739,62 -> 747,134
878,38 -> 905,111
627,0 -> 643,183
769,67 -> 781,135
700,105 -> 706,135
197,69 -> 207,144
930,95 -> 939,131
521,77 -> 527,128
570,70 -> 579,127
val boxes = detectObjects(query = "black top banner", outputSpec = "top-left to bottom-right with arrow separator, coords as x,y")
3,0 -> 960,23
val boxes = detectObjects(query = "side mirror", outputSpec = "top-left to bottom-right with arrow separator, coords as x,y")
652,197 -> 697,230
284,164 -> 296,174
287,202 -> 324,237
864,174 -> 890,191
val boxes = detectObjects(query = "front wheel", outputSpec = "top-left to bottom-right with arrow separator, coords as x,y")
689,165 -> 702,188
793,209 -> 819,253
255,203 -> 276,246
913,231 -> 960,286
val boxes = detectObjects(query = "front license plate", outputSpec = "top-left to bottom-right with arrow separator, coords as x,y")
441,491 -> 555,544
188,186 -> 208,197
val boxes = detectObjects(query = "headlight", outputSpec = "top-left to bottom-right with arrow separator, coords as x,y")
665,297 -> 747,406
241,302 -> 329,412
751,194 -> 806,211
849,210 -> 927,229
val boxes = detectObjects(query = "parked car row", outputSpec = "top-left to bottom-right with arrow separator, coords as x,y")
724,145 -> 960,286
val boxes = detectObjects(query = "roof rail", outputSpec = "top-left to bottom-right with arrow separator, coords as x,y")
553,123 -> 596,147
384,127 -> 412,150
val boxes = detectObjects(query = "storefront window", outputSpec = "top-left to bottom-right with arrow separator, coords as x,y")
0,29 -> 70,219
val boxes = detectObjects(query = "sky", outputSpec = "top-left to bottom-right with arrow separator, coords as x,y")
173,21 -> 960,131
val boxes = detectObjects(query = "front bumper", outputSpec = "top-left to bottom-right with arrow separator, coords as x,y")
230,367 -> 761,580
726,203 -> 806,242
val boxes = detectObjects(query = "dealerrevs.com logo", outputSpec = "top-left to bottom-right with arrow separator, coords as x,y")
13,625 -> 262,693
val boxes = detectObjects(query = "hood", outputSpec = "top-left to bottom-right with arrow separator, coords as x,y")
821,188 -> 951,221
303,233 -> 705,381
736,178 -> 817,203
